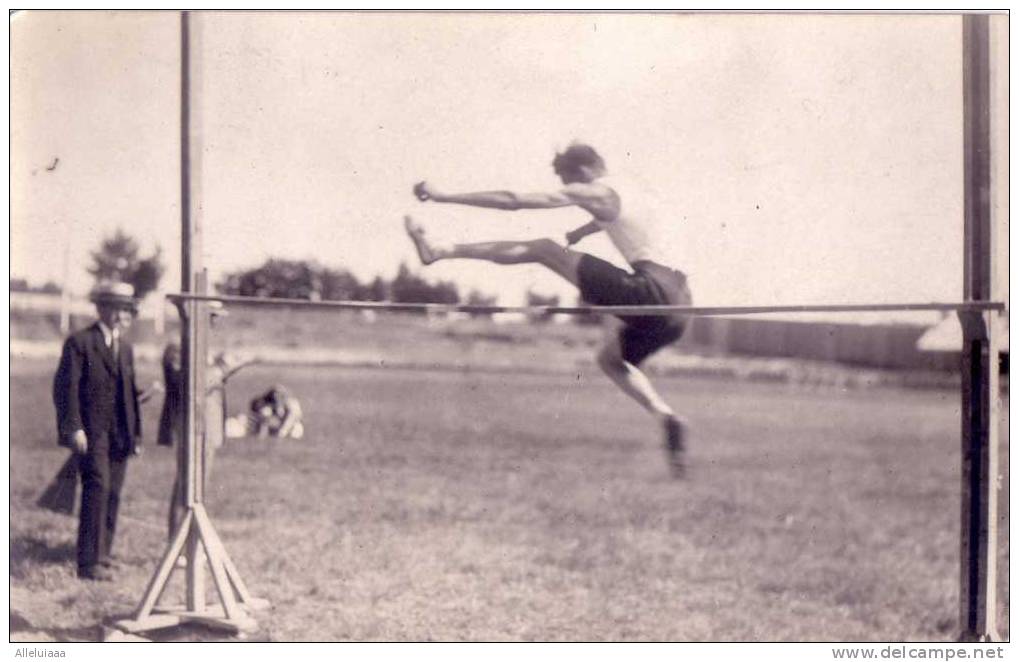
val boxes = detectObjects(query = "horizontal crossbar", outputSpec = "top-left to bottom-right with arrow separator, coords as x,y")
166,293 -> 1006,317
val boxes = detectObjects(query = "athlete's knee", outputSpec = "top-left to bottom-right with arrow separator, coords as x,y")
597,344 -> 627,373
528,238 -> 564,260
530,238 -> 580,278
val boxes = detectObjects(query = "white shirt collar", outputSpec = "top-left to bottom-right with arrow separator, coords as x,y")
97,321 -> 118,347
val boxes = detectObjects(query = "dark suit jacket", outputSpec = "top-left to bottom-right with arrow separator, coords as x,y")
52,323 -> 142,456
157,346 -> 184,446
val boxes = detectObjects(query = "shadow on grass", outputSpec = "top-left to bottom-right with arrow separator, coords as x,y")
140,622 -> 268,643
10,610 -> 103,643
11,608 -> 268,643
10,535 -> 75,579
99,612 -> 271,642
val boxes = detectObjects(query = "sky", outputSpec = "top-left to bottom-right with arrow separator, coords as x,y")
9,11 -> 1009,322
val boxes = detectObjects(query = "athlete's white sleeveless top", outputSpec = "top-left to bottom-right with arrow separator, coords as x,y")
594,175 -> 670,268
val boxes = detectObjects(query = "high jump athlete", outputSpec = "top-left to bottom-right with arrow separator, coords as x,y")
405,143 -> 693,476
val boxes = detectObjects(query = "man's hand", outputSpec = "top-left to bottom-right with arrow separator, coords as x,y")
413,181 -> 439,202
138,380 -> 164,405
71,430 -> 88,455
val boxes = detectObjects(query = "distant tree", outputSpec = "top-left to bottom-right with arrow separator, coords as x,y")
390,263 -> 460,305
429,280 -> 461,305
218,258 -> 320,299
10,279 -> 62,294
389,263 -> 421,303
216,259 -> 465,309
525,290 -> 559,323
87,228 -> 165,299
318,267 -> 363,301
216,273 -> 244,296
132,248 -> 165,299
465,289 -> 499,318
363,276 -> 389,302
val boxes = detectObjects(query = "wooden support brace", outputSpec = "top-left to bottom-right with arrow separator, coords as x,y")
122,509 -> 195,626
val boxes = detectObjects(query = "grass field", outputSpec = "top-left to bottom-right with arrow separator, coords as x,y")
9,356 -> 1009,642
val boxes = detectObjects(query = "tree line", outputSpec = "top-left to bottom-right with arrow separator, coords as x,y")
215,258 -> 496,307
13,229 -> 601,323
213,259 -> 588,323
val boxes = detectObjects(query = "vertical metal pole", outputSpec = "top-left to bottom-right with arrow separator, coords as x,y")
120,11 -> 264,634
958,13 -> 999,643
180,10 -> 207,507
180,9 -> 208,611
180,9 -> 194,503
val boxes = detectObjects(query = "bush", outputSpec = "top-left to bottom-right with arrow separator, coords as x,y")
525,290 -> 559,323
216,259 -> 473,307
87,228 -> 165,300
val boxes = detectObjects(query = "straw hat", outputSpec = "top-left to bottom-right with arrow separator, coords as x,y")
89,281 -> 138,312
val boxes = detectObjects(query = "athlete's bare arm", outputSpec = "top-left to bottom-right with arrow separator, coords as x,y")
414,180 -> 619,220
566,220 -> 603,245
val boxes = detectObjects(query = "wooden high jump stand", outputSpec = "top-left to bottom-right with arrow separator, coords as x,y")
115,11 -> 268,636
957,14 -> 1002,643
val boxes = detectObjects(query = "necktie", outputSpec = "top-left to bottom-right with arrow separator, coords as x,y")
111,331 -> 120,363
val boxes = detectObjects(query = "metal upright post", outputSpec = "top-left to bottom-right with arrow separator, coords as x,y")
180,8 -> 208,615
958,13 -> 1000,643
115,11 -> 266,637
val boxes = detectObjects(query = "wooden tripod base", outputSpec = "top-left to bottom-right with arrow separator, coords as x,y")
114,504 -> 269,636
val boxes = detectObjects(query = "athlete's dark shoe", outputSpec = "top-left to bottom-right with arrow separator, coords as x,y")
664,416 -> 687,478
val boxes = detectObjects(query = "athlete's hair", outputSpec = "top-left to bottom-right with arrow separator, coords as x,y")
552,143 -> 605,178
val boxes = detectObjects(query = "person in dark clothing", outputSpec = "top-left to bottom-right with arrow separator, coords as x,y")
160,329 -> 258,543
52,282 -> 143,581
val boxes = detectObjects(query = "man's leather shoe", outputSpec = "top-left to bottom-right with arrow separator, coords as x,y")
77,565 -> 114,581
98,555 -> 121,569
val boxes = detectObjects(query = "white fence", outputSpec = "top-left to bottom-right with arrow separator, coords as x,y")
10,290 -> 172,333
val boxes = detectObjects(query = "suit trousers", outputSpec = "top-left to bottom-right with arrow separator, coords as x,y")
76,431 -> 128,570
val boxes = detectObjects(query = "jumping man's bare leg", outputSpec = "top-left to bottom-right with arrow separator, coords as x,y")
406,215 -> 686,475
597,337 -> 687,477
404,216 -> 582,286
596,340 -> 674,418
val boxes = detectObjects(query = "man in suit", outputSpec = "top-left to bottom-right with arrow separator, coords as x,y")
53,282 -> 144,581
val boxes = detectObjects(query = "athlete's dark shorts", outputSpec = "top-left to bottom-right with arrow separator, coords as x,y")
577,254 -> 692,366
